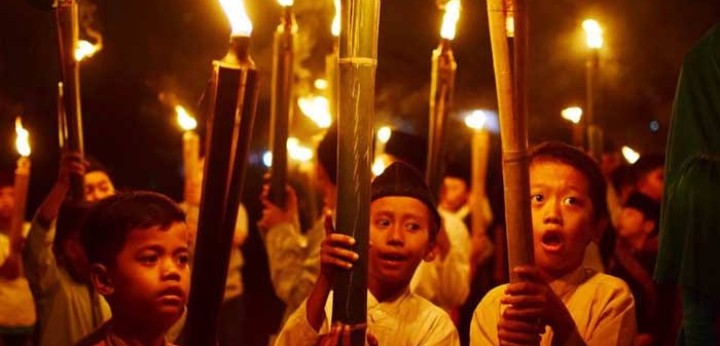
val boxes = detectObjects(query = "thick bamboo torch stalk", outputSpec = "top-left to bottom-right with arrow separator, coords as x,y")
269,4 -> 296,208
11,119 -> 31,254
176,106 -> 200,202
184,4 -> 258,340
486,0 -> 534,282
326,0 -> 340,120
427,39 -> 456,199
55,0 -> 85,201
57,82 -> 68,148
333,0 -> 380,343
586,50 -> 603,161
466,112 -> 490,237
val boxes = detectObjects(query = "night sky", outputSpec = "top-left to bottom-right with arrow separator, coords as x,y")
1,1 -> 719,342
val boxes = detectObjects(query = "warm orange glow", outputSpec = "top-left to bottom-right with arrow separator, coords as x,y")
277,0 -> 293,6
377,126 -> 392,144
298,95 -> 332,128
622,146 -> 640,164
505,15 -> 515,38
314,79 -> 328,90
372,156 -> 388,177
582,19 -> 604,49
176,106 -> 198,131
440,0 -> 461,40
287,137 -> 314,162
219,0 -> 253,37
15,117 -> 31,157
331,0 -> 341,37
74,40 -> 100,61
561,107 -> 583,124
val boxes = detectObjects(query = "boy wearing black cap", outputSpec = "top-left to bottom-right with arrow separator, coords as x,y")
275,162 -> 459,345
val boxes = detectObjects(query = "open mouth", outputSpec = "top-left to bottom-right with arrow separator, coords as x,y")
378,252 -> 408,266
541,231 -> 564,253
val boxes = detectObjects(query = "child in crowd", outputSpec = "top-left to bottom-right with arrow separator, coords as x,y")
77,191 -> 190,346
608,192 -> 660,345
275,162 -> 459,345
471,142 -> 637,345
84,158 -> 117,203
22,152 -> 111,346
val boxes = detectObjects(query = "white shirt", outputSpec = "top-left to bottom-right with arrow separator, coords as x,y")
275,289 -> 460,346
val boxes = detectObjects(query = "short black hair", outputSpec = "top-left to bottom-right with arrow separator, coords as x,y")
530,141 -> 608,221
86,156 -> 113,178
624,192 -> 660,233
632,154 -> 664,182
316,125 -> 338,185
80,191 -> 185,266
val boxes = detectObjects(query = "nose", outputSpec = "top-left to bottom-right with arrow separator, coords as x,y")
161,258 -> 182,282
542,197 -> 563,225
386,223 -> 405,246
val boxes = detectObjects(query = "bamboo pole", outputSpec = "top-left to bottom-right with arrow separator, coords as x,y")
586,51 -> 603,161
55,0 -> 85,201
427,39 -> 456,199
184,35 -> 259,345
332,0 -> 380,344
268,6 -> 296,208
486,0 -> 534,283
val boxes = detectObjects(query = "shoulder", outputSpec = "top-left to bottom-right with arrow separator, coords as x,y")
476,284 -> 507,310
74,322 -> 110,346
581,270 -> 635,307
407,292 -> 454,323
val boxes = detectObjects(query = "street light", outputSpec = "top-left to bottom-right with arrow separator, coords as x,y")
583,18 -> 604,161
561,106 -> 584,148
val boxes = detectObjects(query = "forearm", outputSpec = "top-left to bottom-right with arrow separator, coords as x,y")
36,182 -> 70,226
306,274 -> 332,332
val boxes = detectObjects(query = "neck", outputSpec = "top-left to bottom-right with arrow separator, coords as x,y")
623,235 -> 647,251
368,276 -> 407,302
110,315 -> 168,346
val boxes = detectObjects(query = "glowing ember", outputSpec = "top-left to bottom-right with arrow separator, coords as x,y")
465,110 -> 487,130
582,19 -> 604,49
561,107 -> 583,124
74,40 -> 100,61
219,0 -> 253,37
440,0 -> 461,40
298,95 -> 332,128
15,117 -> 31,157
176,106 -> 198,131
622,146 -> 640,164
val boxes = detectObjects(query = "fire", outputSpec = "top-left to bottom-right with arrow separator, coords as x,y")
582,19 -> 604,49
440,0 -> 461,40
561,107 -> 583,124
219,0 -> 253,37
176,106 -> 198,131
15,117 -> 31,157
465,110 -> 487,130
74,40 -> 100,61
372,156 -> 387,177
287,138 -> 313,162
505,15 -> 515,38
331,0 -> 341,37
622,146 -> 640,164
277,0 -> 293,7
377,126 -> 392,144
298,95 -> 332,128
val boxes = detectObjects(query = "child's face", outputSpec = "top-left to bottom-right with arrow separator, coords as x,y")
530,161 -> 594,278
637,167 -> 664,201
84,171 -> 116,202
105,222 -> 190,327
617,207 -> 651,240
368,196 -> 435,289
440,177 -> 469,212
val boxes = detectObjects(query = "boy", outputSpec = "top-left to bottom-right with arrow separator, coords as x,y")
84,158 -> 117,203
23,152 -> 111,346
77,191 -> 190,346
471,142 -> 637,345
275,162 -> 459,345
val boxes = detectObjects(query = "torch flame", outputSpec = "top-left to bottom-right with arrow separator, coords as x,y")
582,19 -> 604,49
505,15 -> 515,38
465,110 -> 487,130
331,0 -> 341,37
15,117 -> 31,157
287,137 -> 314,162
277,0 -> 293,7
74,40 -> 100,61
377,126 -> 392,144
561,107 -> 583,124
298,95 -> 332,128
219,0 -> 253,37
440,0 -> 461,40
176,106 -> 198,131
372,156 -> 388,177
622,146 -> 640,164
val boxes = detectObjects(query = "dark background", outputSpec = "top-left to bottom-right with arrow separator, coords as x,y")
1,0 -> 719,344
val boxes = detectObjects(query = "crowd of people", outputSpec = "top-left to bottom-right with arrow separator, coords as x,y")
0,23 -> 718,346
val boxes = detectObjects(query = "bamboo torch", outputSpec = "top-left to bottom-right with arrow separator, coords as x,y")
184,0 -> 259,344
427,0 -> 460,199
268,0 -> 296,208
486,0 -> 534,282
10,118 -> 31,254
176,105 -> 200,203
326,0 -> 341,119
333,0 -> 381,343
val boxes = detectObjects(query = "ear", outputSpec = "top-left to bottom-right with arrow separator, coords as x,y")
89,263 -> 114,296
423,241 -> 438,262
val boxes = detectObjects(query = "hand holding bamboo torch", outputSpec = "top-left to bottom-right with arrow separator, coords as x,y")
184,1 -> 259,344
269,0 -> 296,209
485,0 -> 534,282
427,0 -> 460,199
332,0 -> 381,344
10,118 -> 31,254
176,106 -> 200,203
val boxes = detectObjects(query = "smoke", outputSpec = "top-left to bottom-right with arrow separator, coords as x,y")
78,0 -> 103,54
